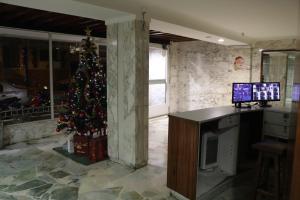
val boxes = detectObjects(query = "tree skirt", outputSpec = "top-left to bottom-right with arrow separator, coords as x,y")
53,147 -> 93,166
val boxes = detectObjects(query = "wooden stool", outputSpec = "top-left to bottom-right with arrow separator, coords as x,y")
253,142 -> 287,200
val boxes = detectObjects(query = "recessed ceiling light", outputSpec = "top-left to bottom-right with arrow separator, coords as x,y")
218,38 -> 224,43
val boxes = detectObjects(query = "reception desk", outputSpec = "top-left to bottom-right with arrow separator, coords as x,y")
167,105 -> 296,200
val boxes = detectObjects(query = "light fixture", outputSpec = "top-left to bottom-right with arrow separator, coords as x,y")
259,49 -> 263,52
218,38 -> 224,43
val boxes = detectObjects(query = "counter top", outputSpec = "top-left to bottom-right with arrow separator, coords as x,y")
169,105 -> 294,123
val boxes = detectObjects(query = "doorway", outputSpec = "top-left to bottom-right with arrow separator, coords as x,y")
149,44 -> 169,118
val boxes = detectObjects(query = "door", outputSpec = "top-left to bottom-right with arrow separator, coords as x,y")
290,52 -> 300,200
149,45 -> 169,118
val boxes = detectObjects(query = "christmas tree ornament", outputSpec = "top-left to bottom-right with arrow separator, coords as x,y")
56,28 -> 107,161
56,28 -> 107,138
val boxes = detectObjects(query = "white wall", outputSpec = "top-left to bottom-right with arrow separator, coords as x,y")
3,119 -> 57,145
169,39 -> 299,113
169,40 -> 251,112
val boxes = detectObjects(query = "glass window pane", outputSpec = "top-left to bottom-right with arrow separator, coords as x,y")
53,41 -> 80,108
53,43 -> 107,116
149,83 -> 166,106
0,37 -> 51,121
149,47 -> 166,80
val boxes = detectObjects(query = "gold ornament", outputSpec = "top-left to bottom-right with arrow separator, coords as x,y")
85,27 -> 92,36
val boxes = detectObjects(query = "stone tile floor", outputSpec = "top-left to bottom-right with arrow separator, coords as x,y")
199,169 -> 256,200
0,116 -> 256,200
0,116 -> 176,200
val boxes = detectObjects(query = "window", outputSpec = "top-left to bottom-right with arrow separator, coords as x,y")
149,45 -> 168,117
0,36 -> 82,122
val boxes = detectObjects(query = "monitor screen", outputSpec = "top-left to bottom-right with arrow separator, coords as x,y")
232,83 -> 252,103
252,82 -> 280,101
292,83 -> 300,102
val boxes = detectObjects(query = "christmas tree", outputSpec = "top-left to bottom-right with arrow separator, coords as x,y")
57,28 -> 107,138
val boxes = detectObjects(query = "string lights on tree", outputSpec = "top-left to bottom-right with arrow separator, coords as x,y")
57,28 -> 107,139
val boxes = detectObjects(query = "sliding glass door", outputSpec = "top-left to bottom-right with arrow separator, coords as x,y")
149,45 -> 169,118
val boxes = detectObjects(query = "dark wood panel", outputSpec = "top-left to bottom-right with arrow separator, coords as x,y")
290,105 -> 300,200
167,116 -> 199,200
0,3 -> 196,44
167,116 -> 179,190
289,52 -> 300,200
0,2 -> 106,38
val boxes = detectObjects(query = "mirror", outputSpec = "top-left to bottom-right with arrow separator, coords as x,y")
261,50 -> 300,107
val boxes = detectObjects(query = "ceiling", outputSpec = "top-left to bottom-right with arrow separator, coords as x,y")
1,0 -> 299,45
0,3 -> 106,37
0,3 -> 195,44
77,0 -> 300,43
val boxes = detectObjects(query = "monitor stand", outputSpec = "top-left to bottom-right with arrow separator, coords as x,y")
259,101 -> 272,107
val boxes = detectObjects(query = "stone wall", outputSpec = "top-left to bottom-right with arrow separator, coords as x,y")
169,39 -> 299,113
3,119 -> 57,146
169,40 -> 251,112
107,19 -> 149,168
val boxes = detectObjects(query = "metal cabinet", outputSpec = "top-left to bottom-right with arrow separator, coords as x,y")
263,110 -> 296,139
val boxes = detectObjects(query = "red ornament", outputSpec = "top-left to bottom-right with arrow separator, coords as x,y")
79,112 -> 85,117
59,115 -> 65,122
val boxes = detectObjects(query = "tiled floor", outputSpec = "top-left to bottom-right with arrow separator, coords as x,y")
0,116 -> 174,200
148,116 -> 168,168
0,116 -> 256,200
198,169 -> 256,200
197,168 -> 229,197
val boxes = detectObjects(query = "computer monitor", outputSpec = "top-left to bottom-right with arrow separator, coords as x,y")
252,82 -> 280,101
232,83 -> 252,103
292,83 -> 300,102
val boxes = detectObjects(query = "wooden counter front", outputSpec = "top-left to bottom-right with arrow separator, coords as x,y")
167,116 -> 199,200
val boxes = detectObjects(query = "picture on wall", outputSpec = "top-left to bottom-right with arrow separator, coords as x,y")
233,56 -> 250,71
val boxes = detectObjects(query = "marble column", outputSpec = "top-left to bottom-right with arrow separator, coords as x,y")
106,19 -> 149,168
